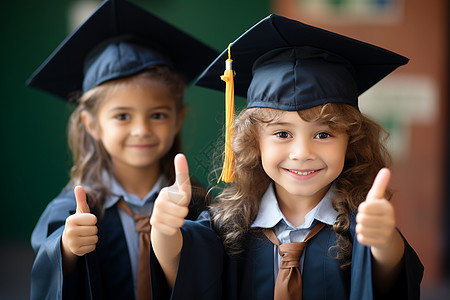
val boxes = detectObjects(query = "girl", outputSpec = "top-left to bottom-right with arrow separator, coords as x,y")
29,0 -> 217,299
150,14 -> 423,299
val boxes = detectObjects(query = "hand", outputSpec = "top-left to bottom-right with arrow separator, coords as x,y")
150,153 -> 191,236
62,185 -> 98,257
356,168 -> 396,250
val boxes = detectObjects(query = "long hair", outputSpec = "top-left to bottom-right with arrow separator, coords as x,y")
67,66 -> 186,215
211,103 -> 392,267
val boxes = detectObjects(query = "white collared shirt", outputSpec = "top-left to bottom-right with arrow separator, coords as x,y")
103,172 -> 167,299
251,183 -> 339,276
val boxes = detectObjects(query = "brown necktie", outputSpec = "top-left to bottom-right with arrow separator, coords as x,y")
263,221 -> 325,300
117,199 -> 152,300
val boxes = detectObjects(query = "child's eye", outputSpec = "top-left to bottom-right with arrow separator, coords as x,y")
275,131 -> 291,139
151,112 -> 167,119
315,132 -> 331,139
115,113 -> 130,121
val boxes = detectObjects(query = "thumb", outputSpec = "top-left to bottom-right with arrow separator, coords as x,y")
168,153 -> 191,206
367,168 -> 391,201
74,185 -> 90,213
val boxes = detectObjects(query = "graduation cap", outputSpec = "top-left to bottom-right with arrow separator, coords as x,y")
26,0 -> 218,100
196,14 -> 408,182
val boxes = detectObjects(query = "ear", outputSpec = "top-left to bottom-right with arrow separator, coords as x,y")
81,110 -> 99,139
175,107 -> 187,134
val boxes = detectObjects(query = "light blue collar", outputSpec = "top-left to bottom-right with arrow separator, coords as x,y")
103,171 -> 167,209
251,183 -> 338,229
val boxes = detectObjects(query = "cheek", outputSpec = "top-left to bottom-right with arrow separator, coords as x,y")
259,139 -> 274,158
259,156 -> 272,181
259,143 -> 281,173
156,122 -> 179,145
97,123 -> 125,147
331,144 -> 348,170
258,142 -> 269,166
166,120 -> 179,136
99,125 -> 119,139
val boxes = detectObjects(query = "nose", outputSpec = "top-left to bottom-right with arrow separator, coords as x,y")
289,138 -> 315,161
131,118 -> 152,137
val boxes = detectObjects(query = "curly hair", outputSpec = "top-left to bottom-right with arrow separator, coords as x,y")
211,103 -> 392,267
67,66 -> 186,215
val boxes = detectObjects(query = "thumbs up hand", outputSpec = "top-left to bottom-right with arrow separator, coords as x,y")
356,168 -> 396,249
356,169 -> 407,290
150,153 -> 191,236
62,185 -> 98,257
150,154 -> 193,287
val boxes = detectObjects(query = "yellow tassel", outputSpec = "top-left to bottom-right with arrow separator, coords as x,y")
218,43 -> 235,183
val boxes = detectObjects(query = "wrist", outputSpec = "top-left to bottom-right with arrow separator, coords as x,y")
371,230 -> 405,266
61,233 -> 79,276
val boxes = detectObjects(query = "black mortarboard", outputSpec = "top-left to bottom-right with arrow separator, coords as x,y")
196,14 -> 408,110
26,0 -> 218,100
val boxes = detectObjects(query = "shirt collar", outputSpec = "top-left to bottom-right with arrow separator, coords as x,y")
312,185 -> 339,227
103,171 -> 168,209
251,183 -> 339,229
251,184 -> 285,229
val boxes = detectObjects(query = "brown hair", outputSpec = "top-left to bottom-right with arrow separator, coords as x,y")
211,103 -> 392,267
67,66 -> 186,214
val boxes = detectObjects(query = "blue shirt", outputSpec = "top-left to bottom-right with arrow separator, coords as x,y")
251,183 -> 338,276
103,172 -> 167,299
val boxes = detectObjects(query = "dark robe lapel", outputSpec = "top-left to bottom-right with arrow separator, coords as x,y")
223,231 -> 274,300
303,225 -> 351,300
248,232 -> 275,300
86,204 -> 135,299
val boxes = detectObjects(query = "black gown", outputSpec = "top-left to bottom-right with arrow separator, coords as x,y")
30,184 -> 206,300
150,212 -> 423,300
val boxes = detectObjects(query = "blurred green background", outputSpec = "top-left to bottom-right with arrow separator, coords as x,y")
0,0 -> 269,298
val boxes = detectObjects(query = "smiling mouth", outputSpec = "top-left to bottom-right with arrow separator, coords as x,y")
287,169 -> 319,175
129,144 -> 155,148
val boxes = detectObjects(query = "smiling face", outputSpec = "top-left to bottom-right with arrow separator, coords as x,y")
83,76 -> 184,178
258,110 -> 349,208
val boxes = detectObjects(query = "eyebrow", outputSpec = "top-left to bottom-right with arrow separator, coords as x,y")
107,106 -> 132,112
264,119 -> 331,130
107,105 -> 173,112
265,121 -> 294,127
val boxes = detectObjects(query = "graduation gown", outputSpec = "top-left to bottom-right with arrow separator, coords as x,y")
150,213 -> 423,300
30,186 -> 205,300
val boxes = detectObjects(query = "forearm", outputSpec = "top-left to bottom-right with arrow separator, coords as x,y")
151,228 -> 183,289
371,230 -> 405,293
